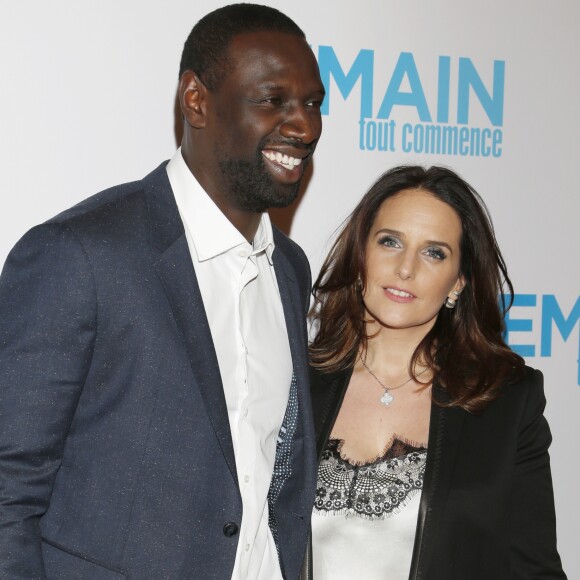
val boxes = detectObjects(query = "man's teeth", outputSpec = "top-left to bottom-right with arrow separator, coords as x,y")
387,288 -> 413,298
263,151 -> 302,170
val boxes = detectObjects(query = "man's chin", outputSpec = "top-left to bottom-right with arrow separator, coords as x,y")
265,183 -> 301,209
236,182 -> 301,213
219,157 -> 302,212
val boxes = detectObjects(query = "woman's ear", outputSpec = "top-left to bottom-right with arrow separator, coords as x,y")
447,275 -> 466,304
454,275 -> 466,295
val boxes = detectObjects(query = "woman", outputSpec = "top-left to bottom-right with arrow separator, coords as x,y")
305,166 -> 566,579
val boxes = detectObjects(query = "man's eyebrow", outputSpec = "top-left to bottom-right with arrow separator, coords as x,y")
257,82 -> 284,90
254,82 -> 326,95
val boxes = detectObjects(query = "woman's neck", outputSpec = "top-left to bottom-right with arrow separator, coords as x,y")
361,322 -> 430,377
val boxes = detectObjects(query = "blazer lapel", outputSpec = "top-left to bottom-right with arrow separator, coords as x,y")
310,368 -> 352,460
272,242 -> 315,465
409,386 -> 465,580
144,164 -> 238,485
270,242 -> 318,580
272,247 -> 305,375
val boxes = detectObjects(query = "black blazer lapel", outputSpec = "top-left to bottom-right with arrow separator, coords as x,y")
409,386 -> 465,580
144,164 -> 238,485
310,368 -> 352,460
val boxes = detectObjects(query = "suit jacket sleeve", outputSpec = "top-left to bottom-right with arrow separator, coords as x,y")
0,223 -> 97,579
510,369 -> 566,579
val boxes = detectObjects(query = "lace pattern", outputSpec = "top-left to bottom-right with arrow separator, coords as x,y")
314,438 -> 427,519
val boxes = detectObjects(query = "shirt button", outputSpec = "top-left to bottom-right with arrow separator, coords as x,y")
244,474 -> 250,483
223,522 -> 239,537
245,543 -> 250,552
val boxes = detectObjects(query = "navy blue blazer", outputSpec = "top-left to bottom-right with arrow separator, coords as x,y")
0,163 -> 316,579
306,366 -> 566,580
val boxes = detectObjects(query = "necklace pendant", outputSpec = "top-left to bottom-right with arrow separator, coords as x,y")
380,390 -> 394,406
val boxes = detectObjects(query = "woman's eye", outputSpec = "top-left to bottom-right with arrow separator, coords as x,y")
425,247 -> 446,260
378,235 -> 400,248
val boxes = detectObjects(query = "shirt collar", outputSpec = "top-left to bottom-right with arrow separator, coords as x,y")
166,147 -> 275,264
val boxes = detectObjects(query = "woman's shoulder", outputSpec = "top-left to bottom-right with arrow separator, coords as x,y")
501,364 -> 544,401
487,364 -> 548,427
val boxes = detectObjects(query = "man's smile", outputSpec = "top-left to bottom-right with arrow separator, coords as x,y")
260,148 -> 310,185
262,150 -> 303,170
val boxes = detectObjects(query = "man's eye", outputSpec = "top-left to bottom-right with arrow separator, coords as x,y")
261,97 -> 282,105
306,99 -> 323,109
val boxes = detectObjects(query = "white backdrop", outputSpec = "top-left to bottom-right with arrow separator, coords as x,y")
1,1 -> 579,575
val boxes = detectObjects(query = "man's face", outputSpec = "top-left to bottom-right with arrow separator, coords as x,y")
203,31 -> 325,212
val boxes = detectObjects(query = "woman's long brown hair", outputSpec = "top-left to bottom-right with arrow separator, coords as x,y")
309,165 -> 525,413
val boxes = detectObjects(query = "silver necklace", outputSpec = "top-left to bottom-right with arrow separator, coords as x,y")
360,356 -> 428,406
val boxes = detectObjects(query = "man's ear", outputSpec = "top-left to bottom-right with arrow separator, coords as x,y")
179,71 -> 207,129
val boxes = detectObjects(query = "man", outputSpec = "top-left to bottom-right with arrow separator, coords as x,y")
0,4 -> 325,579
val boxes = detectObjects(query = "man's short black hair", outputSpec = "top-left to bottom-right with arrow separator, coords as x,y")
179,3 -> 306,90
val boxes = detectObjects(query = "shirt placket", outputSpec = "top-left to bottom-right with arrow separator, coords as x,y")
236,247 -> 260,574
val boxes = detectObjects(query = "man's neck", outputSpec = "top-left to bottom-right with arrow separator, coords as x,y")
181,142 -> 262,242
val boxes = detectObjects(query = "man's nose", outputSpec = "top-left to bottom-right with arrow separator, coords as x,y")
279,104 -> 321,145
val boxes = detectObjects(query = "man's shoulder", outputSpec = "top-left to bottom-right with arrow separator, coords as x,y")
46,162 -> 170,231
3,162 -> 173,269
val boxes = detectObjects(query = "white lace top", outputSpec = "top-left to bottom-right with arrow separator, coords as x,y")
311,438 -> 427,580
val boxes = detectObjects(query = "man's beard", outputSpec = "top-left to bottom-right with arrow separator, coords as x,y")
218,148 -> 307,213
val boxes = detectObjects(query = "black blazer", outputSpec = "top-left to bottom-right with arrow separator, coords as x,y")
0,163 -> 316,580
306,365 -> 566,580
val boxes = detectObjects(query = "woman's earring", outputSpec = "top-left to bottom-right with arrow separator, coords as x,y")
445,290 -> 461,309
355,276 -> 363,292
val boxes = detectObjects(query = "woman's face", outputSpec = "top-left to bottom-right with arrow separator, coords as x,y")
362,188 -> 465,335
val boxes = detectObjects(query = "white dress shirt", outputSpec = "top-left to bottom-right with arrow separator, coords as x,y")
167,149 -> 292,580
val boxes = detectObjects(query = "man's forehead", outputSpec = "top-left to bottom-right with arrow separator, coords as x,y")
224,31 -> 319,80
227,30 -> 310,57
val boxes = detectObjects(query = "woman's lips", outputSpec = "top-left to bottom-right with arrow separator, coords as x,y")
384,286 -> 416,303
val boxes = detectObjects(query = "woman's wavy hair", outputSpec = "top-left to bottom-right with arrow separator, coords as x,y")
309,165 -> 525,412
